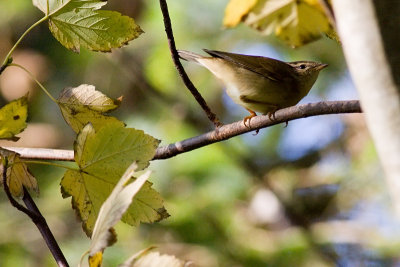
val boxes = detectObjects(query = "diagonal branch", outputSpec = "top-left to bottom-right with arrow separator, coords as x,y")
4,100 -> 362,162
2,161 -> 69,267
158,0 -> 221,127
22,188 -> 69,267
154,100 -> 361,159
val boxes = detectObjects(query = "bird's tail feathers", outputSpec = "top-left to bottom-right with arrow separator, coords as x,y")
178,50 -> 203,62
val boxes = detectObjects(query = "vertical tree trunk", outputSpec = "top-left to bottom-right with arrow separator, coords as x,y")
332,0 -> 400,215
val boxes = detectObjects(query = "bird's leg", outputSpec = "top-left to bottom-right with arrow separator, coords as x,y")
266,107 -> 288,127
266,106 -> 279,121
243,109 -> 257,127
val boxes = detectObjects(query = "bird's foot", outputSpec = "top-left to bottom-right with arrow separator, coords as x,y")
243,109 -> 257,127
267,110 -> 277,121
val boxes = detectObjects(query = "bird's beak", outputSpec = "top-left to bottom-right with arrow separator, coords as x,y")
315,63 -> 329,71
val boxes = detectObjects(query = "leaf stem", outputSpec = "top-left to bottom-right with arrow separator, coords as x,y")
20,160 -> 78,171
78,250 -> 90,267
9,63 -> 58,104
1,16 -> 48,70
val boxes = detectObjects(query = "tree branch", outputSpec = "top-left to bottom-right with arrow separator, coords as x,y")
154,100 -> 361,159
158,0 -> 221,127
22,188 -> 69,267
1,148 -> 74,161
2,162 -> 69,267
0,64 -> 7,75
3,100 -> 361,162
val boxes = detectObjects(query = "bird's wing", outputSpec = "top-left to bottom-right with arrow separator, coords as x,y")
203,49 -> 292,82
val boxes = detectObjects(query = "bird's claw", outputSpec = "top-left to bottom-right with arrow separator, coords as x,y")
243,109 -> 257,128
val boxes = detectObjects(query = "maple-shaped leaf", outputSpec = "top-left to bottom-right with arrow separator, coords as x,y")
88,163 -> 151,266
0,148 -> 39,198
61,122 -> 168,236
57,84 -> 124,133
224,0 -> 337,47
120,252 -> 187,267
32,0 -> 143,52
0,96 -> 28,141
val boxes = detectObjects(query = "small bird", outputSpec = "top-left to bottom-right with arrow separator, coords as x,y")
178,49 -> 328,125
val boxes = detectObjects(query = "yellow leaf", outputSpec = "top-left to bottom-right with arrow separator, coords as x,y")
0,96 -> 28,140
241,0 -> 337,47
89,251 -> 103,267
223,0 -> 258,27
0,149 -> 38,198
58,84 -> 124,133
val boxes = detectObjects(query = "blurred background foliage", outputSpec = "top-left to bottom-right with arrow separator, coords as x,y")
0,1 -> 398,266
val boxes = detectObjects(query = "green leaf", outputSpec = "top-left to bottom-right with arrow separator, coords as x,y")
88,163 -> 151,265
33,0 -> 143,52
0,149 -> 38,198
57,84 -> 124,133
61,122 -> 167,236
122,179 -> 169,227
0,96 -> 28,141
49,9 -> 143,53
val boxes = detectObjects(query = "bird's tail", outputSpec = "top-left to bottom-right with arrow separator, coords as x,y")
178,50 -> 203,62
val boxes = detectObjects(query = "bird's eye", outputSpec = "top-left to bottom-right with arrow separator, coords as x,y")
299,64 -> 306,69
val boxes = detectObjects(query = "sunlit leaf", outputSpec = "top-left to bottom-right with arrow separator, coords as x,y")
61,122 -> 168,236
57,84 -> 124,133
32,0 -> 106,15
0,149 -> 38,198
225,0 -> 337,47
48,9 -> 143,53
118,247 -> 156,267
89,163 -> 150,263
223,0 -> 257,27
59,84 -> 121,112
33,0 -> 143,52
122,252 -> 187,267
0,96 -> 28,141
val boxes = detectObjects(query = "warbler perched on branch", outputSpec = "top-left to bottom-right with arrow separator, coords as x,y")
179,49 -> 328,125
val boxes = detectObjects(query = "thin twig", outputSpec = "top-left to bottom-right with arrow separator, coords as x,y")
158,0 -> 221,127
0,64 -> 7,75
3,100 -> 362,162
2,148 -> 74,161
22,188 -> 69,267
2,161 -> 69,266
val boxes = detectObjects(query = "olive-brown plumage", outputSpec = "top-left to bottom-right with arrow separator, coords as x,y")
179,49 -> 328,123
